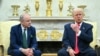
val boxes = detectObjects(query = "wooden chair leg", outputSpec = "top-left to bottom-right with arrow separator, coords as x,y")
0,45 -> 4,56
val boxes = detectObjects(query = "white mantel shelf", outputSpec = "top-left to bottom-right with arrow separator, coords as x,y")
9,16 -> 88,20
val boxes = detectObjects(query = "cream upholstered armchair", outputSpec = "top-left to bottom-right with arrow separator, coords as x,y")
0,21 -> 19,56
84,21 -> 97,48
84,21 -> 99,56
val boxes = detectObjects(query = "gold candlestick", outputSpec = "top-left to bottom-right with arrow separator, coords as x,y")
59,0 -> 63,16
24,4 -> 30,13
67,3 -> 74,16
35,0 -> 40,16
46,0 -> 52,17
11,5 -> 20,16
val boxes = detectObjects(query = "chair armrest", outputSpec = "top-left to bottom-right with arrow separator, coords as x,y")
0,45 -> 4,56
95,45 -> 100,56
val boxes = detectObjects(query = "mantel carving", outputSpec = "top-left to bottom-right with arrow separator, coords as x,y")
9,16 -> 88,21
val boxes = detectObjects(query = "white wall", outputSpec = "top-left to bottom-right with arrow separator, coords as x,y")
0,0 -> 100,38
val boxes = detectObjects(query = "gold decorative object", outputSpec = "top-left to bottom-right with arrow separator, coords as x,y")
59,0 -> 63,16
77,5 -> 86,10
50,30 -> 62,40
67,3 -> 74,16
46,0 -> 52,17
37,30 -> 48,40
35,0 -> 40,16
78,5 -> 87,16
11,5 -> 20,16
24,4 -> 30,13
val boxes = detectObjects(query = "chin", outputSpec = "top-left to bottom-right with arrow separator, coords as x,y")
28,26 -> 31,27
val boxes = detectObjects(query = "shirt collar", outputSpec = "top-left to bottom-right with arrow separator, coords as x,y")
21,24 -> 27,30
75,22 -> 82,26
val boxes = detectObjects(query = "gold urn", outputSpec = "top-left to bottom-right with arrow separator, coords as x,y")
59,0 -> 63,16
11,5 -> 20,16
46,0 -> 52,17
35,0 -> 40,16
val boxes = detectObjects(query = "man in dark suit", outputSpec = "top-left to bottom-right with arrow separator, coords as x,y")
8,13 -> 41,56
58,8 -> 97,56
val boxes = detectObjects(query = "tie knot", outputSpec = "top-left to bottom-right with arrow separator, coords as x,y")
77,23 -> 80,26
78,24 -> 80,26
24,29 -> 26,31
24,29 -> 26,33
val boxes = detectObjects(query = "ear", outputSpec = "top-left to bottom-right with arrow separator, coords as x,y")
83,13 -> 85,16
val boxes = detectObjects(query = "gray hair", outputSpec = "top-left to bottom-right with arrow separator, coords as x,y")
19,14 -> 24,21
19,13 -> 30,21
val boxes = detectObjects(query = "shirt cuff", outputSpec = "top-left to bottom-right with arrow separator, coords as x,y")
19,48 -> 23,51
32,48 -> 35,50
66,46 -> 72,52
76,30 -> 81,36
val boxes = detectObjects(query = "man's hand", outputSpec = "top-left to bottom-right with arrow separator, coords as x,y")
28,48 -> 34,56
20,48 -> 34,56
70,24 -> 80,33
67,48 -> 75,56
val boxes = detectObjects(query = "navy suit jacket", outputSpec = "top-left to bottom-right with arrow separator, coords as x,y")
63,22 -> 93,53
8,24 -> 37,54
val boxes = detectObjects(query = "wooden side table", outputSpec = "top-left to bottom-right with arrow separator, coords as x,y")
0,45 -> 4,56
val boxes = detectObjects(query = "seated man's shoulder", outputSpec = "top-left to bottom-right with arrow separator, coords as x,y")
29,26 -> 36,30
84,22 -> 93,27
11,24 -> 20,29
64,23 -> 71,27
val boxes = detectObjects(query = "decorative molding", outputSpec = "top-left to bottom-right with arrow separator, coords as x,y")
9,16 -> 88,21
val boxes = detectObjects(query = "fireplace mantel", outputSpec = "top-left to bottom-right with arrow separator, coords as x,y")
9,16 -> 88,21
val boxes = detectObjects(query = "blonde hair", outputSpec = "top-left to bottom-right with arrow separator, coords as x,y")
72,8 -> 84,16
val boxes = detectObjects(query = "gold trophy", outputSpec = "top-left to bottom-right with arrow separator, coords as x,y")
67,3 -> 74,16
59,0 -> 63,16
11,5 -> 20,16
35,0 -> 40,16
24,4 -> 30,13
46,0 -> 52,17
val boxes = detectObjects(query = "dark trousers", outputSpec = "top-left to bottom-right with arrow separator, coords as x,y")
10,49 -> 41,56
58,48 -> 97,56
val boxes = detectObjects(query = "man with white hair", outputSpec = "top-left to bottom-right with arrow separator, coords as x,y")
8,13 -> 41,56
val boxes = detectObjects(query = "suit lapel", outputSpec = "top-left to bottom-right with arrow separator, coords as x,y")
69,24 -> 76,44
27,28 -> 31,46
18,24 -> 23,45
80,22 -> 86,31
70,23 -> 76,38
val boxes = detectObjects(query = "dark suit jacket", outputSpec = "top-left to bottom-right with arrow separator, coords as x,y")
8,24 -> 37,54
63,22 -> 93,53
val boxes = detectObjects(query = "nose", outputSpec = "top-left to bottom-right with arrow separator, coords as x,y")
29,20 -> 31,24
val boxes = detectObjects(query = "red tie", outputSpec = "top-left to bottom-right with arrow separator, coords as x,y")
74,24 -> 80,54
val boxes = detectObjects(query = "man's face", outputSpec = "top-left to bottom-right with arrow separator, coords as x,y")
21,15 -> 31,28
73,10 -> 84,23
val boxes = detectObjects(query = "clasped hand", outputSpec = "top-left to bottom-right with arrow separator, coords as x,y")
21,48 -> 33,56
70,24 -> 80,33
